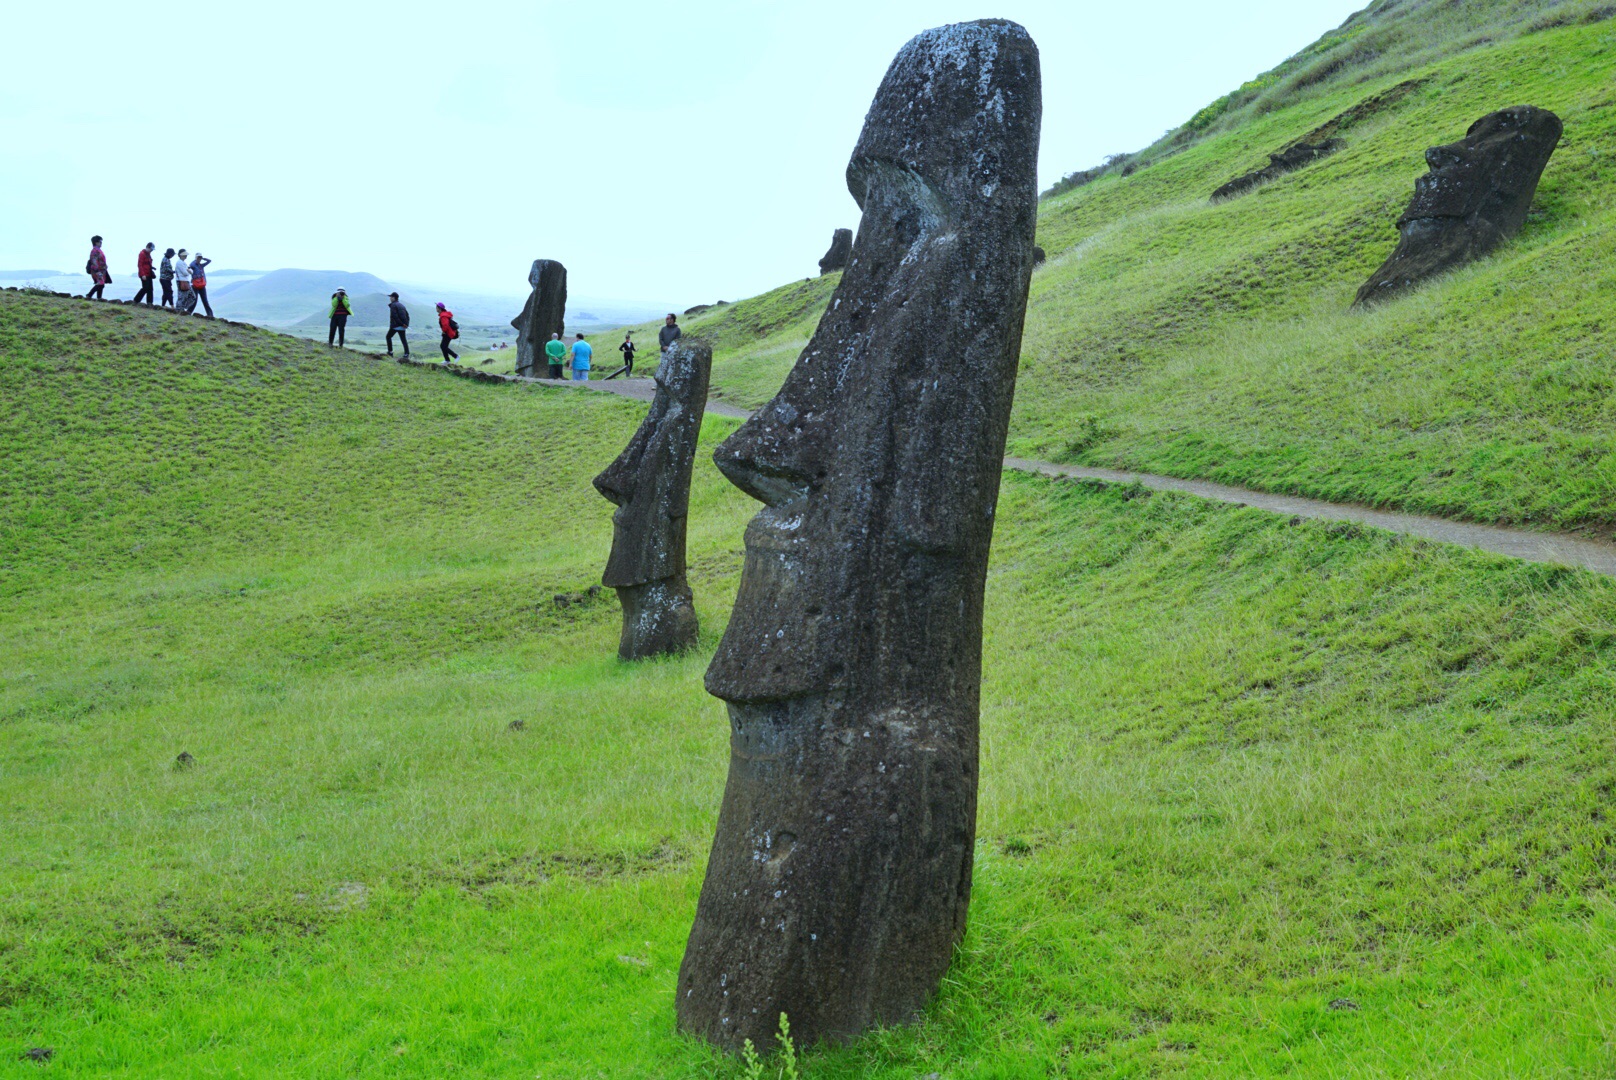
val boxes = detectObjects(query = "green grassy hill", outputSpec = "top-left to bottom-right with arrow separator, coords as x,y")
655,1 -> 1616,535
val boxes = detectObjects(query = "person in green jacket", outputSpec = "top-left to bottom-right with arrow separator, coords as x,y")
328,289 -> 354,347
544,333 -> 566,379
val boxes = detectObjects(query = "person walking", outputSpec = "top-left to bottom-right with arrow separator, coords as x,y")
436,302 -> 459,363
385,291 -> 411,357
544,332 -> 566,379
133,243 -> 157,305
173,248 -> 196,314
158,248 -> 177,307
85,236 -> 111,300
328,288 -> 353,347
658,313 -> 681,351
189,253 -> 214,317
569,332 -> 593,381
618,331 -> 637,375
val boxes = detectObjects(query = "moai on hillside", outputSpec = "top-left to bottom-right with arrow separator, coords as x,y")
592,340 -> 712,660
1354,106 -> 1562,307
512,259 -> 567,376
677,19 -> 1041,1051
817,228 -> 853,274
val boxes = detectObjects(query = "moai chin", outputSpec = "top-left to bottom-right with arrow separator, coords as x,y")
1355,106 -> 1562,307
592,340 -> 711,660
677,19 -> 1042,1051
512,259 -> 567,376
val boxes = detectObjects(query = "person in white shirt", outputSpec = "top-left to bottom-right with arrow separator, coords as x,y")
172,248 -> 195,315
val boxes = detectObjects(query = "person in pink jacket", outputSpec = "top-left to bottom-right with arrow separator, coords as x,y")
85,236 -> 111,300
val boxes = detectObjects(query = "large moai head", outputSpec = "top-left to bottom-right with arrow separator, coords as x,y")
678,18 -> 1041,1051
512,259 -> 568,375
592,341 -> 711,659
1355,106 -> 1562,307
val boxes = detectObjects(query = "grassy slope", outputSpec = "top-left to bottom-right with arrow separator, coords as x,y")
656,5 -> 1616,534
4,293 -> 1616,1076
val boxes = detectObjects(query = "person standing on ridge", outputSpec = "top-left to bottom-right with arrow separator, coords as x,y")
85,236 -> 111,300
190,253 -> 214,318
569,332 -> 593,382
328,288 -> 353,347
617,331 -> 637,376
133,243 -> 156,305
386,291 -> 411,358
173,248 -> 196,314
436,302 -> 459,363
658,313 -> 681,352
159,248 -> 177,307
544,332 -> 566,379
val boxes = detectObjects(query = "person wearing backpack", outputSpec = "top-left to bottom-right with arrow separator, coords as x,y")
85,236 -> 111,300
159,248 -> 177,307
134,243 -> 156,306
436,302 -> 459,363
328,288 -> 353,347
544,332 -> 566,378
173,248 -> 196,314
386,291 -> 411,358
190,253 -> 214,318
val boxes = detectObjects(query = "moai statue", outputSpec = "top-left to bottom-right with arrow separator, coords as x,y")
817,228 -> 853,274
1355,106 -> 1562,307
677,19 -> 1041,1051
511,259 -> 567,376
592,340 -> 712,660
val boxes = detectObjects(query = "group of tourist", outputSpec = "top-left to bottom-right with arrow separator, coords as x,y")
86,236 -> 214,317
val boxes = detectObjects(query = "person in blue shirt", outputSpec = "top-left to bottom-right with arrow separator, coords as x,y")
569,333 -> 593,381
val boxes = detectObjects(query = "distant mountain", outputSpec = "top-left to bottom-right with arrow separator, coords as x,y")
0,269 -> 64,280
213,269 -> 392,325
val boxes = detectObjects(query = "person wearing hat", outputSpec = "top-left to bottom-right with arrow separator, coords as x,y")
329,289 -> 354,347
85,236 -> 111,300
158,248 -> 177,308
385,291 -> 411,358
173,248 -> 196,314
436,302 -> 459,363
134,243 -> 157,306
189,252 -> 214,318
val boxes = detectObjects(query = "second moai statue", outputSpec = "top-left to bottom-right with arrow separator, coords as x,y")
512,259 -> 567,376
592,340 -> 712,660
677,19 -> 1042,1051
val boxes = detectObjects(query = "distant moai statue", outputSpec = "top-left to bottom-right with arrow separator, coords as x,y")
512,259 -> 567,376
1354,106 -> 1562,307
677,19 -> 1042,1052
817,228 -> 853,274
592,340 -> 712,660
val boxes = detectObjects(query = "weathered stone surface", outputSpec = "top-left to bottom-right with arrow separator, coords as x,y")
511,260 -> 567,376
677,19 -> 1041,1051
1355,106 -> 1562,307
817,228 -> 853,274
1211,138 -> 1345,202
592,341 -> 711,660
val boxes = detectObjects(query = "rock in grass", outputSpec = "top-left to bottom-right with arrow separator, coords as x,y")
511,259 -> 567,377
817,228 -> 853,274
1033,245 -> 1047,266
20,1047 -> 53,1062
174,751 -> 196,770
508,719 -> 527,732
593,341 -> 711,660
678,18 -> 1040,1051
1354,106 -> 1562,307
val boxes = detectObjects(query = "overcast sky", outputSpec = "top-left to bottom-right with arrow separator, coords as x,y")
4,0 -> 1365,306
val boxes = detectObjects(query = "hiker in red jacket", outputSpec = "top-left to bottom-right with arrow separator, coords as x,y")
86,236 -> 111,300
436,302 -> 460,364
133,243 -> 156,306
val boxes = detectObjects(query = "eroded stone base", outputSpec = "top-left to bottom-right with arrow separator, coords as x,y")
615,578 -> 699,661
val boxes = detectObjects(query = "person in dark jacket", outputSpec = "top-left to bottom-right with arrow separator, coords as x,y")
386,291 -> 410,357
617,331 -> 637,376
159,248 -> 176,307
86,236 -> 110,300
329,289 -> 353,347
189,253 -> 214,317
658,313 -> 681,351
436,302 -> 459,363
134,243 -> 156,305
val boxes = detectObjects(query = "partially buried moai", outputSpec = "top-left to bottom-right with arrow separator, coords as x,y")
1354,106 -> 1562,307
677,19 -> 1041,1050
592,340 -> 711,660
512,259 -> 567,376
